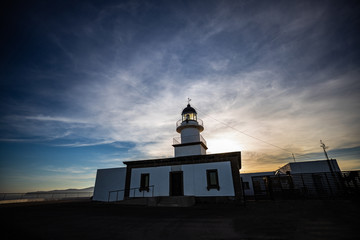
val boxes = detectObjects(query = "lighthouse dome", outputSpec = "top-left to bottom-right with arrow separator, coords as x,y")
181,104 -> 197,115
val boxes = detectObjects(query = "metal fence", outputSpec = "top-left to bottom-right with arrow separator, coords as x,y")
250,171 -> 360,200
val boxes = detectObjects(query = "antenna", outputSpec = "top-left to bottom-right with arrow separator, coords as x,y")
320,140 -> 330,160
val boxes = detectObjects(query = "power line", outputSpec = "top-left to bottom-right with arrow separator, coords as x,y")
194,106 -> 293,154
293,152 -> 319,161
193,105 -> 318,162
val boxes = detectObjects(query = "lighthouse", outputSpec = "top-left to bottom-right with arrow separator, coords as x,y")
93,99 -> 243,203
173,101 -> 208,157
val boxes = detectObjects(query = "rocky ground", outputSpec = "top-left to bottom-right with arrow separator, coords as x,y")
1,199 -> 359,240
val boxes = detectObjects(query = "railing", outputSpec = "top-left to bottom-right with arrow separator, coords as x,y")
173,134 -> 207,147
176,118 -> 203,128
107,185 -> 155,202
0,192 -> 93,202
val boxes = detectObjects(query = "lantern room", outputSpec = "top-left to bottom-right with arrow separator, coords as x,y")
181,104 -> 197,122
176,103 -> 204,133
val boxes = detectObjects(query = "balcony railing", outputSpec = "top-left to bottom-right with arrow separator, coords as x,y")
173,134 -> 207,147
176,118 -> 203,128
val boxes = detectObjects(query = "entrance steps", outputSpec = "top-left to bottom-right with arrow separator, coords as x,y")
155,196 -> 195,207
115,197 -> 148,205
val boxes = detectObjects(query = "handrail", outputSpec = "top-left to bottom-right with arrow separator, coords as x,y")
107,185 -> 155,202
176,118 -> 203,128
200,134 -> 207,146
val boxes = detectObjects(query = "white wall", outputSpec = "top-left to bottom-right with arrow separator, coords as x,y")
181,128 -> 200,143
93,167 -> 126,202
183,162 -> 235,196
174,144 -> 206,157
130,161 -> 235,197
130,166 -> 171,197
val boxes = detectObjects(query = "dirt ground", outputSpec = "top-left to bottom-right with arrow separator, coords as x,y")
1,199 -> 359,240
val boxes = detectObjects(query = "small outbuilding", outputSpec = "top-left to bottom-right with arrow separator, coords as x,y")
242,159 -> 343,199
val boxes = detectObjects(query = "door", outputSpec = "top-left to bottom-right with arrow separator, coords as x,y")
170,171 -> 184,196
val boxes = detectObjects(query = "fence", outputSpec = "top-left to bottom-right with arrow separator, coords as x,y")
0,192 -> 93,202
176,118 -> 204,128
342,171 -> 360,195
249,171 -> 360,200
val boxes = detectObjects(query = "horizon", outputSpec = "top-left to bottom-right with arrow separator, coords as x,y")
1,0 -> 360,193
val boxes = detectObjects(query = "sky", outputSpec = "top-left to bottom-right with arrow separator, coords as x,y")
1,0 -> 360,192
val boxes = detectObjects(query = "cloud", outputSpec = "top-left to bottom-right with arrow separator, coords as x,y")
2,59 -> 359,165
24,115 -> 89,124
42,166 -> 94,174
52,140 -> 114,147
1,0 -> 359,176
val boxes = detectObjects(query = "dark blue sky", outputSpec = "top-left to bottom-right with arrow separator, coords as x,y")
1,0 -> 360,192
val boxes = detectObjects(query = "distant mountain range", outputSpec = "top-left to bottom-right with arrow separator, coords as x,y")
26,187 -> 94,194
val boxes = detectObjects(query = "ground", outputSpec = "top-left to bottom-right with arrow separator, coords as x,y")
1,199 -> 359,240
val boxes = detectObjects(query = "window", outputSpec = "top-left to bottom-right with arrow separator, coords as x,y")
182,113 -> 197,122
140,173 -> 150,192
206,169 -> 220,190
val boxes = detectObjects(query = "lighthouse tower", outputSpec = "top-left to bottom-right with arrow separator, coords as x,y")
173,101 -> 208,157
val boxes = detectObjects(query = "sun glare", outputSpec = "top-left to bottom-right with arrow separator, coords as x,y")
207,138 -> 244,154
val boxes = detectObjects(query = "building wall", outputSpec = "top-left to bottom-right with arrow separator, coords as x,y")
130,166 -> 171,197
129,161 -> 235,197
279,160 -> 340,174
181,127 -> 200,143
174,144 -> 206,157
93,167 -> 126,202
241,172 -> 274,196
183,162 -> 235,196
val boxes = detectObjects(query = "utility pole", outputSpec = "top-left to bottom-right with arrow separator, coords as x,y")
320,140 -> 340,192
292,153 -> 296,162
320,140 -> 330,160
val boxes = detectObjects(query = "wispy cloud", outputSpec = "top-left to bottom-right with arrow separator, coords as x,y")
24,115 -> 89,124
42,166 -> 94,174
51,141 -> 114,147
1,0 -> 359,192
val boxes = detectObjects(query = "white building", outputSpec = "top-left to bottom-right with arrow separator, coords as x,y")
93,103 -> 242,204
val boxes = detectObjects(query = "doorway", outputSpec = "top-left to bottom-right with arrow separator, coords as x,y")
169,171 -> 184,196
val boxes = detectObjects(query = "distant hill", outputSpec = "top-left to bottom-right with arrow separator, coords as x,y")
26,187 -> 94,194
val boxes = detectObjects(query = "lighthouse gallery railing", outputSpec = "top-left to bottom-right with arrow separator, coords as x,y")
176,118 -> 203,128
